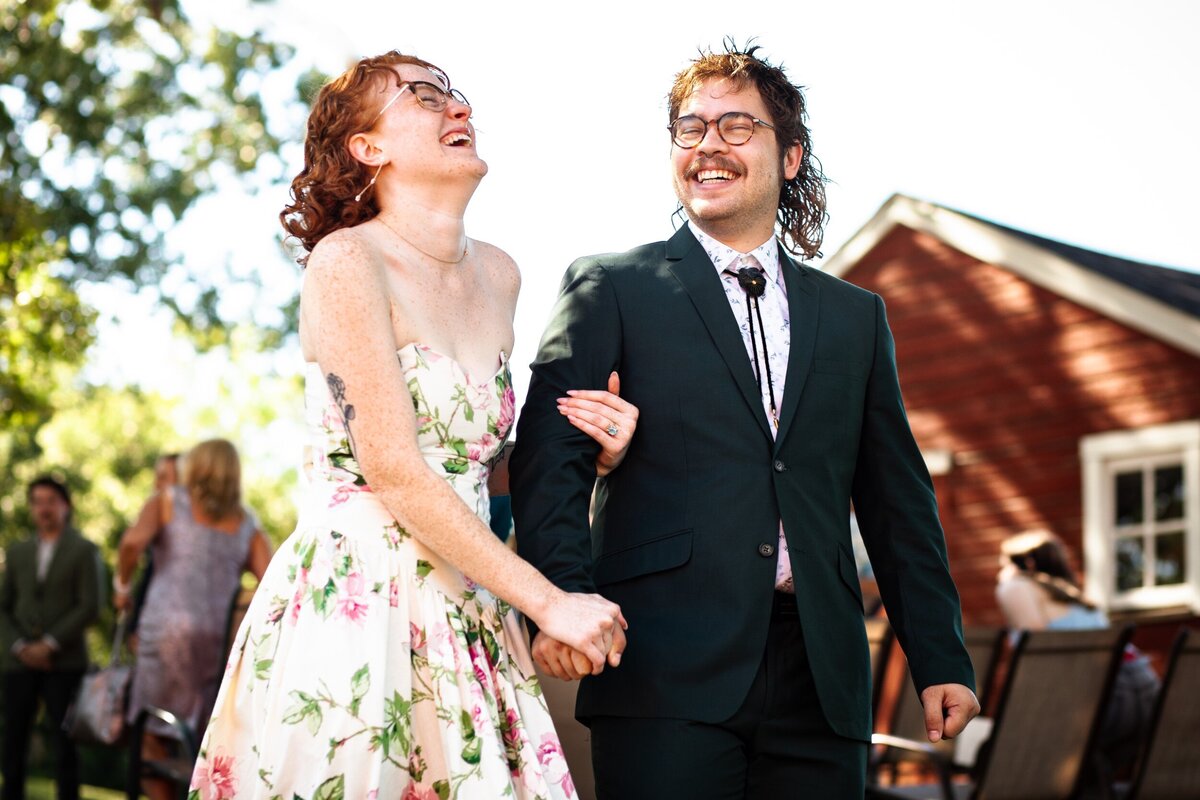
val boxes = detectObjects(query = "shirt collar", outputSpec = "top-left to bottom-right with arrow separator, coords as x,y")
689,223 -> 783,286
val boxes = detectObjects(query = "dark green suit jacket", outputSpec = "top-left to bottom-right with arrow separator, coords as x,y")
511,226 -> 974,741
0,527 -> 102,672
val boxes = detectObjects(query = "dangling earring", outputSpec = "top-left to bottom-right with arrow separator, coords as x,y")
354,162 -> 385,203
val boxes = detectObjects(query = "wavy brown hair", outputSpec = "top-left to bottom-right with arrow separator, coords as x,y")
182,438 -> 242,521
668,41 -> 829,259
280,51 -> 449,264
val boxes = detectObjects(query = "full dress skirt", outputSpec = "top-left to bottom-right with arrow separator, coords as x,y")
189,345 -> 576,800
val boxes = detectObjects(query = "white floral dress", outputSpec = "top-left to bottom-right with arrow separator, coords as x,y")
190,344 -> 576,800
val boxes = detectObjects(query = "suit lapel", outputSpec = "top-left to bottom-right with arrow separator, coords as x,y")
774,247 -> 820,451
666,227 -> 773,441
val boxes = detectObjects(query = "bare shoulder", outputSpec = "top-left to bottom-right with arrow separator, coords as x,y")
995,572 -> 1040,602
472,238 -> 520,299
305,227 -> 383,287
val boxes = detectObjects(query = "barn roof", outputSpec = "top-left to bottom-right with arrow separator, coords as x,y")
823,194 -> 1200,358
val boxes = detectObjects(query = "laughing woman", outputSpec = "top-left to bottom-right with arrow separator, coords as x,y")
190,51 -> 636,799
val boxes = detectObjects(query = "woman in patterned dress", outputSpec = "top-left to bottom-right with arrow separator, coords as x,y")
189,51 -> 635,799
116,439 -> 272,800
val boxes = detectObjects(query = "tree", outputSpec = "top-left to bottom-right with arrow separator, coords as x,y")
0,0 -> 301,535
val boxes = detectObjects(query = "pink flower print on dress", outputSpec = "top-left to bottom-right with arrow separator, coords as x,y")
467,682 -> 488,733
466,381 -> 493,412
502,707 -> 527,776
328,482 -> 371,508
193,752 -> 238,800
536,732 -> 573,795
467,432 -> 499,462
288,589 -> 304,625
409,621 -> 426,651
336,572 -> 370,624
497,384 -> 516,432
428,621 -> 455,660
389,578 -> 400,608
401,784 -> 439,800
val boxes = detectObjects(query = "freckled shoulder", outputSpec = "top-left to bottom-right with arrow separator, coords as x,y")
471,239 -> 520,300
303,228 -> 390,303
299,227 -> 392,357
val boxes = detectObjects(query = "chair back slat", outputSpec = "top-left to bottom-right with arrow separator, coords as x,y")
866,617 -> 895,718
1128,628 -> 1200,800
887,626 -> 1006,744
976,626 -> 1131,800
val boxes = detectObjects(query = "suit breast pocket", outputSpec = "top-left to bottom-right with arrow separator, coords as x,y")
593,529 -> 693,587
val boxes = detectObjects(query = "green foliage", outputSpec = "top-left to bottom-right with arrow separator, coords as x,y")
0,0 -> 307,545
0,0 -> 292,294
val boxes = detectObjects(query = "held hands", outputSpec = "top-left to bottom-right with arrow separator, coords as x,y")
560,372 -> 639,478
15,640 -> 54,671
532,626 -> 627,681
531,591 -> 627,678
920,683 -> 981,742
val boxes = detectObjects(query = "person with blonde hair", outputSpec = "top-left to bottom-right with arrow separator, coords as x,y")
115,438 -> 272,800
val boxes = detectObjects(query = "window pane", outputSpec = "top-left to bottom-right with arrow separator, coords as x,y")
1154,465 -> 1185,522
1154,531 -> 1186,586
1115,471 -> 1144,525
1115,537 -> 1144,592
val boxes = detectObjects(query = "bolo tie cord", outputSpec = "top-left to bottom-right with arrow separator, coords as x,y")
723,266 -> 780,430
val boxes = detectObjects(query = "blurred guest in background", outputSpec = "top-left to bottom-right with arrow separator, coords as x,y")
127,452 -> 180,653
115,439 -> 271,800
1,475 -> 102,800
996,529 -> 1160,776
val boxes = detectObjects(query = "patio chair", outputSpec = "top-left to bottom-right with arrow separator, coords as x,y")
869,626 -> 1005,781
125,707 -> 196,800
126,585 -> 253,799
867,625 -> 1132,800
866,616 -> 896,719
1122,627 -> 1200,800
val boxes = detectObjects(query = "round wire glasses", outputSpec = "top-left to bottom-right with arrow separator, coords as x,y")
668,112 -> 775,148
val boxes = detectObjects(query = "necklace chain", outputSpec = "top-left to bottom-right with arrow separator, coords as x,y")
376,215 -> 468,265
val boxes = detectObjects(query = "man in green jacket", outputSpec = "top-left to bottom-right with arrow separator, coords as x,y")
1,475 -> 102,800
511,44 -> 979,798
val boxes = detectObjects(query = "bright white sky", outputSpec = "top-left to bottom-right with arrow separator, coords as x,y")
84,0 -> 1199,455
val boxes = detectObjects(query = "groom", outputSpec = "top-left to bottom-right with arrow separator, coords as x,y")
511,43 -> 977,798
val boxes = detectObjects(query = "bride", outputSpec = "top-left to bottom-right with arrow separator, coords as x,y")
190,51 -> 634,800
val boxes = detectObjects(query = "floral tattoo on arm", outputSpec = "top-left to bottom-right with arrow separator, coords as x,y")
326,373 -> 358,457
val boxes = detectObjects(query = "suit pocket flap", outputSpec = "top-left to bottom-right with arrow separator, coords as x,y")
594,529 -> 693,586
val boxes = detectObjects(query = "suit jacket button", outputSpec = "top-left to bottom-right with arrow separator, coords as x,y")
773,460 -> 786,472
758,542 -> 776,557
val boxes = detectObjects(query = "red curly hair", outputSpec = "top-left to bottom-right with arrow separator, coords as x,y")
280,51 -> 450,263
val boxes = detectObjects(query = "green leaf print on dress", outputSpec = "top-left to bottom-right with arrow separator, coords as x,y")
189,344 -> 574,799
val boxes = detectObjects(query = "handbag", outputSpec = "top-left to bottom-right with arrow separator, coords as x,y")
64,616 -> 132,746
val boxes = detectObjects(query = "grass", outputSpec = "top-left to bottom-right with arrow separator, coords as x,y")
9,777 -> 126,800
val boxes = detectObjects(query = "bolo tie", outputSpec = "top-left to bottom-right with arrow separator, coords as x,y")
723,259 -> 779,431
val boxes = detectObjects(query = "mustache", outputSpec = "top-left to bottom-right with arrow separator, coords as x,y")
685,156 -> 744,180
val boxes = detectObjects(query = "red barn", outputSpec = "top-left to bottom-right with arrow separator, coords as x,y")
828,195 -> 1200,659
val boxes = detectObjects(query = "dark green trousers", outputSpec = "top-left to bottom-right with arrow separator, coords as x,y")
590,593 -> 867,799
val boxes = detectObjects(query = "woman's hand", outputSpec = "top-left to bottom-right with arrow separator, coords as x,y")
559,371 -> 639,477
113,590 -> 132,613
531,590 -> 627,674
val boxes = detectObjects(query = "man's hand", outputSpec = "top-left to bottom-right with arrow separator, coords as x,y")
16,640 -> 53,671
920,683 -> 980,742
532,626 -> 627,681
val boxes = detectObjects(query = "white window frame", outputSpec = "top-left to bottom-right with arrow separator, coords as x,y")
1080,420 -> 1200,614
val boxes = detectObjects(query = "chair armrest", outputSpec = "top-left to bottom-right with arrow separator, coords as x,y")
870,734 -> 956,800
